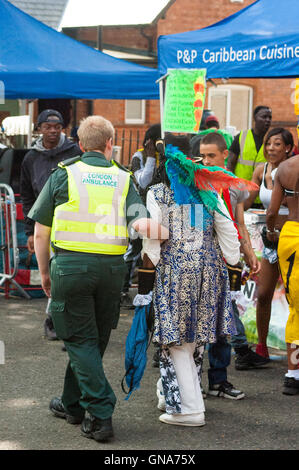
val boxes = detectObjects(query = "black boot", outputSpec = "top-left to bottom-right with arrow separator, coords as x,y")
81,412 -> 114,442
283,376 -> 299,395
235,346 -> 270,370
49,397 -> 84,424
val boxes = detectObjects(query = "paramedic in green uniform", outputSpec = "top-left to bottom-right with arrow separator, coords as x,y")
29,115 -> 168,443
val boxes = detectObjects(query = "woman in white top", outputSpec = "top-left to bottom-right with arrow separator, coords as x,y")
244,128 -> 294,359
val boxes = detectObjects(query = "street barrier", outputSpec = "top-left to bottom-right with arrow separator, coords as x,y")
0,183 -> 30,299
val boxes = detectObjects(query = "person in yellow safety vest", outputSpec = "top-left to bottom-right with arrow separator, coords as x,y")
227,106 -> 272,205
28,115 -> 169,443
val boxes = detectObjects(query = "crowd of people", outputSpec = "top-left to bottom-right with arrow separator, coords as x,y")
18,106 -> 298,443
129,108 -> 299,420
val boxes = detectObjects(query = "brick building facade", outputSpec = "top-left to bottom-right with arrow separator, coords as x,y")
65,0 -> 297,165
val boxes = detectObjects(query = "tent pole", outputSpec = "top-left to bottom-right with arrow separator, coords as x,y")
159,79 -> 165,139
157,73 -> 168,139
27,100 -> 34,148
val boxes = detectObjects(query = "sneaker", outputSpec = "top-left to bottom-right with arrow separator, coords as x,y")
49,397 -> 84,424
156,379 -> 166,411
159,412 -> 205,427
282,376 -> 299,395
208,381 -> 245,400
256,343 -> 270,359
44,316 -> 58,341
235,348 -> 270,370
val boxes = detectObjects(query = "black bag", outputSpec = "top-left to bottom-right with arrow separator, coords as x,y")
261,226 -> 278,250
137,268 -> 155,332
226,262 -> 243,291
137,268 -> 155,295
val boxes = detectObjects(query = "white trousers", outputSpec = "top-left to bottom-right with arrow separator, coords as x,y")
169,342 -> 205,415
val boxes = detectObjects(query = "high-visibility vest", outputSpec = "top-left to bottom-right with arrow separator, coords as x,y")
234,130 -> 266,181
51,160 -> 131,254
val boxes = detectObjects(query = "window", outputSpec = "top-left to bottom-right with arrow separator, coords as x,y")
125,100 -> 146,124
208,84 -> 253,132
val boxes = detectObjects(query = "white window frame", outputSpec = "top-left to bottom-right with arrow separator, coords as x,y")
125,100 -> 146,124
208,88 -> 231,128
208,84 -> 253,130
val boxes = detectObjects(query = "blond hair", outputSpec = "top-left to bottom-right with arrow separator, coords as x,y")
77,115 -> 114,152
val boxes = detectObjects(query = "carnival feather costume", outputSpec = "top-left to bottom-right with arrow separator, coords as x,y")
164,144 -> 258,220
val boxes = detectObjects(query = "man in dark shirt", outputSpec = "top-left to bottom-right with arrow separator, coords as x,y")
20,109 -> 81,339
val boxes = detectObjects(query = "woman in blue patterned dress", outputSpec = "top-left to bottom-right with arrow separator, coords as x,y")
143,138 -> 241,427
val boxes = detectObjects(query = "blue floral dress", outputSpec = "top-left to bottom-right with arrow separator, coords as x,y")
149,182 -> 237,415
151,183 -> 236,347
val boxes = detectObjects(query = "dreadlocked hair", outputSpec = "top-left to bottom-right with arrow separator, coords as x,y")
150,134 -> 191,188
150,153 -> 170,187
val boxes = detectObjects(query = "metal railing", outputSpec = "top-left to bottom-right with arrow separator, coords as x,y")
114,128 -> 146,167
0,184 -> 30,299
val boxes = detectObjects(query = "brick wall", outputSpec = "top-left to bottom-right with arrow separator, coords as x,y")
65,24 -> 156,51
157,0 -> 256,35
208,77 -> 296,126
74,99 -> 161,166
103,25 -> 156,51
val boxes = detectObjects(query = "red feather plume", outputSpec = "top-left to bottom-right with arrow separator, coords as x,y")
193,166 -> 259,193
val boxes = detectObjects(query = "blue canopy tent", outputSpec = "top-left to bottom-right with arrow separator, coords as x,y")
0,0 -> 159,99
158,0 -> 299,79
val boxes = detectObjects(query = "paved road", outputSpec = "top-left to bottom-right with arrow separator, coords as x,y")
0,294 -> 298,451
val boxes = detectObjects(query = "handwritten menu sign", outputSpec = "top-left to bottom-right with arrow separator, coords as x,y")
163,69 -> 206,134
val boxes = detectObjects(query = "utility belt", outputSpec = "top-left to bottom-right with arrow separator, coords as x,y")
54,247 -> 91,256
53,246 -> 122,258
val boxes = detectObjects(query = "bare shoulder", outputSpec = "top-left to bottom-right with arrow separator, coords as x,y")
279,156 -> 299,174
252,162 -> 264,181
277,156 -> 299,189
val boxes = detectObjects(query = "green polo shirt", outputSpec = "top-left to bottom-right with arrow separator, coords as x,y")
28,152 -> 147,228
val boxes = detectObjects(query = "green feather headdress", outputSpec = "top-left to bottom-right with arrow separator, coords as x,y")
164,144 -> 258,217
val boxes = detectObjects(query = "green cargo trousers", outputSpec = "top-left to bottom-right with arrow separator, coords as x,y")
50,252 -> 128,420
